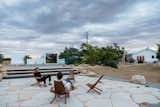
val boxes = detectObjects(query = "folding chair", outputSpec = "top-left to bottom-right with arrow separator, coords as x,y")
50,81 -> 69,104
68,70 -> 75,81
86,75 -> 104,94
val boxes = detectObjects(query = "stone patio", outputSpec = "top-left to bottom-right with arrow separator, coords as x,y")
0,75 -> 160,107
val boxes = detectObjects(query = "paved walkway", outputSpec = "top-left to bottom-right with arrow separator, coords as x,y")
0,76 -> 160,107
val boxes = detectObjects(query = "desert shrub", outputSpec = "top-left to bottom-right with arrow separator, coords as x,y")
138,60 -> 144,63
128,58 -> 135,63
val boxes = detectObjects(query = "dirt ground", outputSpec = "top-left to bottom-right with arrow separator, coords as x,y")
74,63 -> 160,83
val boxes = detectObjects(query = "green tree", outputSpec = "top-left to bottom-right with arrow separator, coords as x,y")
80,43 -> 101,65
59,43 -> 124,68
0,54 -> 4,64
156,44 -> 160,61
80,43 -> 124,68
23,55 -> 32,64
59,47 -> 81,64
98,46 -> 124,68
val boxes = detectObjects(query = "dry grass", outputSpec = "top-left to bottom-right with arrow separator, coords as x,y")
74,63 -> 160,83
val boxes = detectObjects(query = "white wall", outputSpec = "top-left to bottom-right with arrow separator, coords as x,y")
132,49 -> 158,63
10,53 -> 25,64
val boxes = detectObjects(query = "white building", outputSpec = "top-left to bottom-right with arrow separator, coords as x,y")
132,48 -> 158,63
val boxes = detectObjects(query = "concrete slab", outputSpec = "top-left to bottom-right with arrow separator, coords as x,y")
85,99 -> 112,107
0,104 -> 6,107
6,102 -> 20,107
111,92 -> 138,107
76,94 -> 95,103
131,94 -> 160,104
60,96 -> 84,107
0,76 -> 160,107
112,100 -> 139,107
0,94 -> 18,105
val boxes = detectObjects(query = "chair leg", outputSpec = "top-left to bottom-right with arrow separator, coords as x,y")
68,93 -> 70,97
93,89 -> 101,94
95,87 -> 103,91
65,94 -> 67,104
87,88 -> 92,93
87,88 -> 101,94
50,94 -> 56,104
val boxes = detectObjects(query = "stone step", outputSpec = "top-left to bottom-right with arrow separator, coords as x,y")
3,66 -> 79,79
7,69 -> 75,75
4,71 -> 80,79
6,67 -> 72,72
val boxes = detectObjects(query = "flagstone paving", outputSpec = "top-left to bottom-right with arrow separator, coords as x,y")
0,75 -> 160,107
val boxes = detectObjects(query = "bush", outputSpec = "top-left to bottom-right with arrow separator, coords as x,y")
103,60 -> 118,68
108,62 -> 118,68
138,60 -> 144,63
153,61 -> 157,64
128,58 -> 135,63
59,47 -> 81,64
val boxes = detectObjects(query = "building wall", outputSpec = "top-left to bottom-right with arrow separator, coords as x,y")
132,49 -> 158,63
10,53 -> 25,64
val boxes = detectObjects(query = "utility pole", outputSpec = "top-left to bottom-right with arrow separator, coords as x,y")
85,32 -> 89,44
42,54 -> 45,64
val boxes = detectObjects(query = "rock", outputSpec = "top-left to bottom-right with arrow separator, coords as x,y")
79,70 -> 97,76
139,102 -> 150,107
86,72 -> 97,76
81,70 -> 88,73
131,75 -> 146,85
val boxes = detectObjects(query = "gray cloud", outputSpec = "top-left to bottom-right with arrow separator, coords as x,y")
0,0 -> 159,59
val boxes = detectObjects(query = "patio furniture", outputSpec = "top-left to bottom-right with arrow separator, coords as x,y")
68,70 -> 75,81
86,75 -> 104,94
50,81 -> 69,104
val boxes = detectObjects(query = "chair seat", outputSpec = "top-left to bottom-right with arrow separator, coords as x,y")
50,89 -> 69,95
36,79 -> 42,82
50,89 -> 55,93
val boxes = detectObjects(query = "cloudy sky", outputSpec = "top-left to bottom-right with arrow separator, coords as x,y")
0,0 -> 160,60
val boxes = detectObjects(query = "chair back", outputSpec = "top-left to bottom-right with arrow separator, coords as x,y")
69,70 -> 74,79
92,75 -> 104,87
54,81 -> 65,94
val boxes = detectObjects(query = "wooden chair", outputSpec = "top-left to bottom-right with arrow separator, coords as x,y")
86,75 -> 104,94
31,80 -> 41,86
50,81 -> 69,104
68,70 -> 75,81
31,78 -> 42,86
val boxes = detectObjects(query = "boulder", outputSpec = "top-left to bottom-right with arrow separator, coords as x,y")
131,75 -> 146,85
86,72 -> 97,76
79,70 -> 97,76
139,102 -> 150,107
